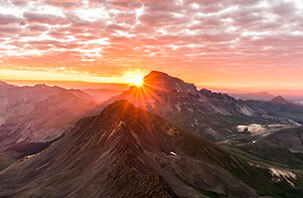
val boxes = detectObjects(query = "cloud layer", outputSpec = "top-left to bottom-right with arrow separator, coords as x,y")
0,0 -> 303,87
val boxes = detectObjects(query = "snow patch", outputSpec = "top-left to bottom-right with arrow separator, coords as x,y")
269,168 -> 296,179
170,151 -> 177,156
269,167 -> 296,187
237,124 -> 265,134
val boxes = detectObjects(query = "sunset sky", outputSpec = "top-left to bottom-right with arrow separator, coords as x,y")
1,0 -> 303,90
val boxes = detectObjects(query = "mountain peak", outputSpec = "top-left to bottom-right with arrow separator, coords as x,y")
0,80 -> 10,87
0,81 -> 17,89
142,71 -> 197,94
33,83 -> 49,88
270,95 -> 290,104
146,70 -> 169,76
104,100 -> 135,112
258,91 -> 270,95
99,100 -> 146,121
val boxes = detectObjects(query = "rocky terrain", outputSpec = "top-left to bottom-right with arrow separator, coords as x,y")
1,100 -> 302,198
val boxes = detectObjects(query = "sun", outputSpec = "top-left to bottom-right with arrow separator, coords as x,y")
122,71 -> 145,87
130,75 -> 144,87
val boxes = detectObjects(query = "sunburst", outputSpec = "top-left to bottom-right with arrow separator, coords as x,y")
130,75 -> 144,87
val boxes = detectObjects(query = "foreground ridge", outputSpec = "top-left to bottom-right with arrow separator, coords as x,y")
0,100 -> 302,198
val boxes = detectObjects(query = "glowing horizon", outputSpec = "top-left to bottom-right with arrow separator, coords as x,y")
1,0 -> 303,89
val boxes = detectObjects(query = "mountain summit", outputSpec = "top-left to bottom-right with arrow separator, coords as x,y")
0,81 -> 8,86
143,71 -> 198,94
270,95 -> 290,104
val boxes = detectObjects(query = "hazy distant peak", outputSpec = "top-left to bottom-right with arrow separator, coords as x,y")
258,91 -> 270,94
32,84 -> 54,90
0,80 -> 17,88
34,83 -> 47,87
0,80 -> 8,86
270,95 -> 290,104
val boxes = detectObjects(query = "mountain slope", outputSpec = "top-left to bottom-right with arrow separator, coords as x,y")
1,100 -> 302,198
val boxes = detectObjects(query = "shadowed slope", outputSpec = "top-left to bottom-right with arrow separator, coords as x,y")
0,100 -> 178,198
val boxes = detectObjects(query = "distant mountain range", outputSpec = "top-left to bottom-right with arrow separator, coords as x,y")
229,91 -> 275,101
1,100 -> 302,198
246,96 -> 303,126
0,81 -> 97,158
270,96 -> 293,105
83,88 -> 124,103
